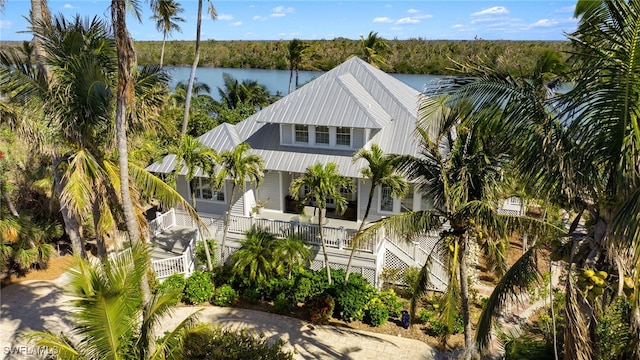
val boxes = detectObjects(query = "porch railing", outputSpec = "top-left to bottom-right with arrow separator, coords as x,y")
227,214 -> 376,252
149,208 -> 176,236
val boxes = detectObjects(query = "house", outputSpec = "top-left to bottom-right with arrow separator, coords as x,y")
147,57 -> 515,289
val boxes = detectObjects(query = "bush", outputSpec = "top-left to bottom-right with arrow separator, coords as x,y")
184,271 -> 215,305
334,282 -> 375,322
307,292 -> 334,325
182,323 -> 294,360
264,276 -> 294,301
377,289 -> 404,317
156,273 -> 187,305
292,276 -> 313,303
195,239 -> 217,266
401,267 -> 421,297
212,284 -> 238,307
241,287 -> 261,304
365,297 -> 389,327
418,308 -> 435,324
272,292 -> 292,315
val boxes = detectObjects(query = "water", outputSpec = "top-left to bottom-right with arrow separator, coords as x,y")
164,66 -> 444,99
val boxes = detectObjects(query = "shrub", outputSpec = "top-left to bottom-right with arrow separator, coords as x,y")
182,323 -> 294,360
272,292 -> 292,315
241,287 -> 261,305
292,276 -> 313,303
418,308 -> 435,324
401,267 -> 421,297
212,284 -> 238,307
365,297 -> 389,327
334,282 -> 375,322
264,276 -> 294,301
184,271 -> 215,305
377,289 -> 404,317
156,273 -> 187,305
307,292 -> 334,325
195,239 -> 217,266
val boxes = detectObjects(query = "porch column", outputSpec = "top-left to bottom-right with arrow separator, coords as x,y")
279,171 -> 284,212
356,178 -> 362,222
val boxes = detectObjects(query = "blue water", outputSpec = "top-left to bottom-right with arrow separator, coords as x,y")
164,66 -> 444,99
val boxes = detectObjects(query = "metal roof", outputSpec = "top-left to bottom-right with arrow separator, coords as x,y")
147,57 -> 426,178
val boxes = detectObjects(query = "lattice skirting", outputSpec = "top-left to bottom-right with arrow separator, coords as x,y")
309,260 -> 376,285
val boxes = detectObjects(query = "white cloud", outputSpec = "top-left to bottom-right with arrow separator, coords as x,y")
218,14 -> 234,21
396,17 -> 419,24
385,4 -> 392,8
470,16 -> 507,24
272,6 -> 295,14
390,27 -> 402,31
63,4 -> 76,9
373,17 -> 393,23
0,20 -> 11,29
414,14 -> 433,19
230,21 -> 242,26
530,19 -> 558,27
269,13 -> 286,18
407,9 -> 419,14
472,6 -> 509,16
252,15 -> 266,21
452,24 -> 464,29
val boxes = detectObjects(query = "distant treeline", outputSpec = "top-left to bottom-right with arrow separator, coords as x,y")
135,39 -> 571,75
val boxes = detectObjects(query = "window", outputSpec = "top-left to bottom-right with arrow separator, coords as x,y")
340,186 -> 354,201
508,197 -> 521,206
401,186 -> 414,213
336,127 -> 351,146
315,126 -> 329,144
193,179 -> 224,202
380,185 -> 394,212
295,125 -> 309,143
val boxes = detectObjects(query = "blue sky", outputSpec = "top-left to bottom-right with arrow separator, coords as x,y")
1,1 -> 578,42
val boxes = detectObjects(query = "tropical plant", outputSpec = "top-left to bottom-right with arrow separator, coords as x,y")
290,162 -> 352,284
358,31 -> 390,69
217,73 -> 272,110
150,0 -> 185,67
181,0 -> 217,135
216,143 -> 264,264
230,226 -> 278,285
27,243 -> 199,359
273,233 -> 311,279
287,38 -> 308,93
0,215 -> 58,273
345,144 -> 408,283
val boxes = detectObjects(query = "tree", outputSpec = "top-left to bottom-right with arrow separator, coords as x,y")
290,162 -> 352,284
287,38 -> 308,93
181,0 -> 217,135
215,143 -> 264,265
230,226 -> 278,285
27,243 -> 199,359
274,233 -> 311,280
150,0 -> 185,68
170,134 -> 217,270
344,144 -> 407,283
358,31 -> 390,69
217,73 -> 271,110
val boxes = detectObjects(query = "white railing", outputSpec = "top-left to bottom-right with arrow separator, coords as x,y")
149,208 -> 176,236
108,247 -> 133,264
227,214 -> 377,252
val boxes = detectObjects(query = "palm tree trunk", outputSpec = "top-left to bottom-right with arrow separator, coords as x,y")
295,67 -> 300,89
91,200 -> 107,260
458,235 -> 475,360
2,190 -> 18,217
53,154 -> 86,258
288,68 -> 293,94
220,182 -> 235,265
181,0 -> 203,135
30,0 -> 51,77
345,185 -> 375,283
111,0 -> 154,355
319,207 -> 331,284
160,32 -> 167,68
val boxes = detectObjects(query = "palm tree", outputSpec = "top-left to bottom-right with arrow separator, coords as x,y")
290,162 -> 353,284
27,242 -> 199,359
215,143 -> 264,265
344,144 -> 408,283
150,0 -> 185,68
217,73 -> 271,110
230,226 -> 278,285
181,0 -> 217,135
287,38 -> 308,93
274,233 -> 311,280
170,134 -> 217,270
358,31 -> 390,69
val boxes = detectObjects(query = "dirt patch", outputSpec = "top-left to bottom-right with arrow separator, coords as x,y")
1,255 -> 75,288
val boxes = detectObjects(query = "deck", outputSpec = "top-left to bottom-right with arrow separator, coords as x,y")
151,226 -> 197,260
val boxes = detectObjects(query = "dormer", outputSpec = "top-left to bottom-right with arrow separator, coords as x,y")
279,125 -> 375,149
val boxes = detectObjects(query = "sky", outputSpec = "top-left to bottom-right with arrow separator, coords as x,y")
1,1 -> 579,42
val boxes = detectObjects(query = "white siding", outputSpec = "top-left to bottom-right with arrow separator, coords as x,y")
258,172 -> 281,211
230,181 -> 244,215
358,180 -> 386,222
353,128 -> 365,148
281,124 -> 293,144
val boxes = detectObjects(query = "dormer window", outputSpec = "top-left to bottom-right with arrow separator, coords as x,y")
316,126 -> 329,145
295,125 -> 309,143
336,127 -> 351,146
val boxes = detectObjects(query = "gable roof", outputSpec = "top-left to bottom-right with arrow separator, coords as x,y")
147,57 -> 425,178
